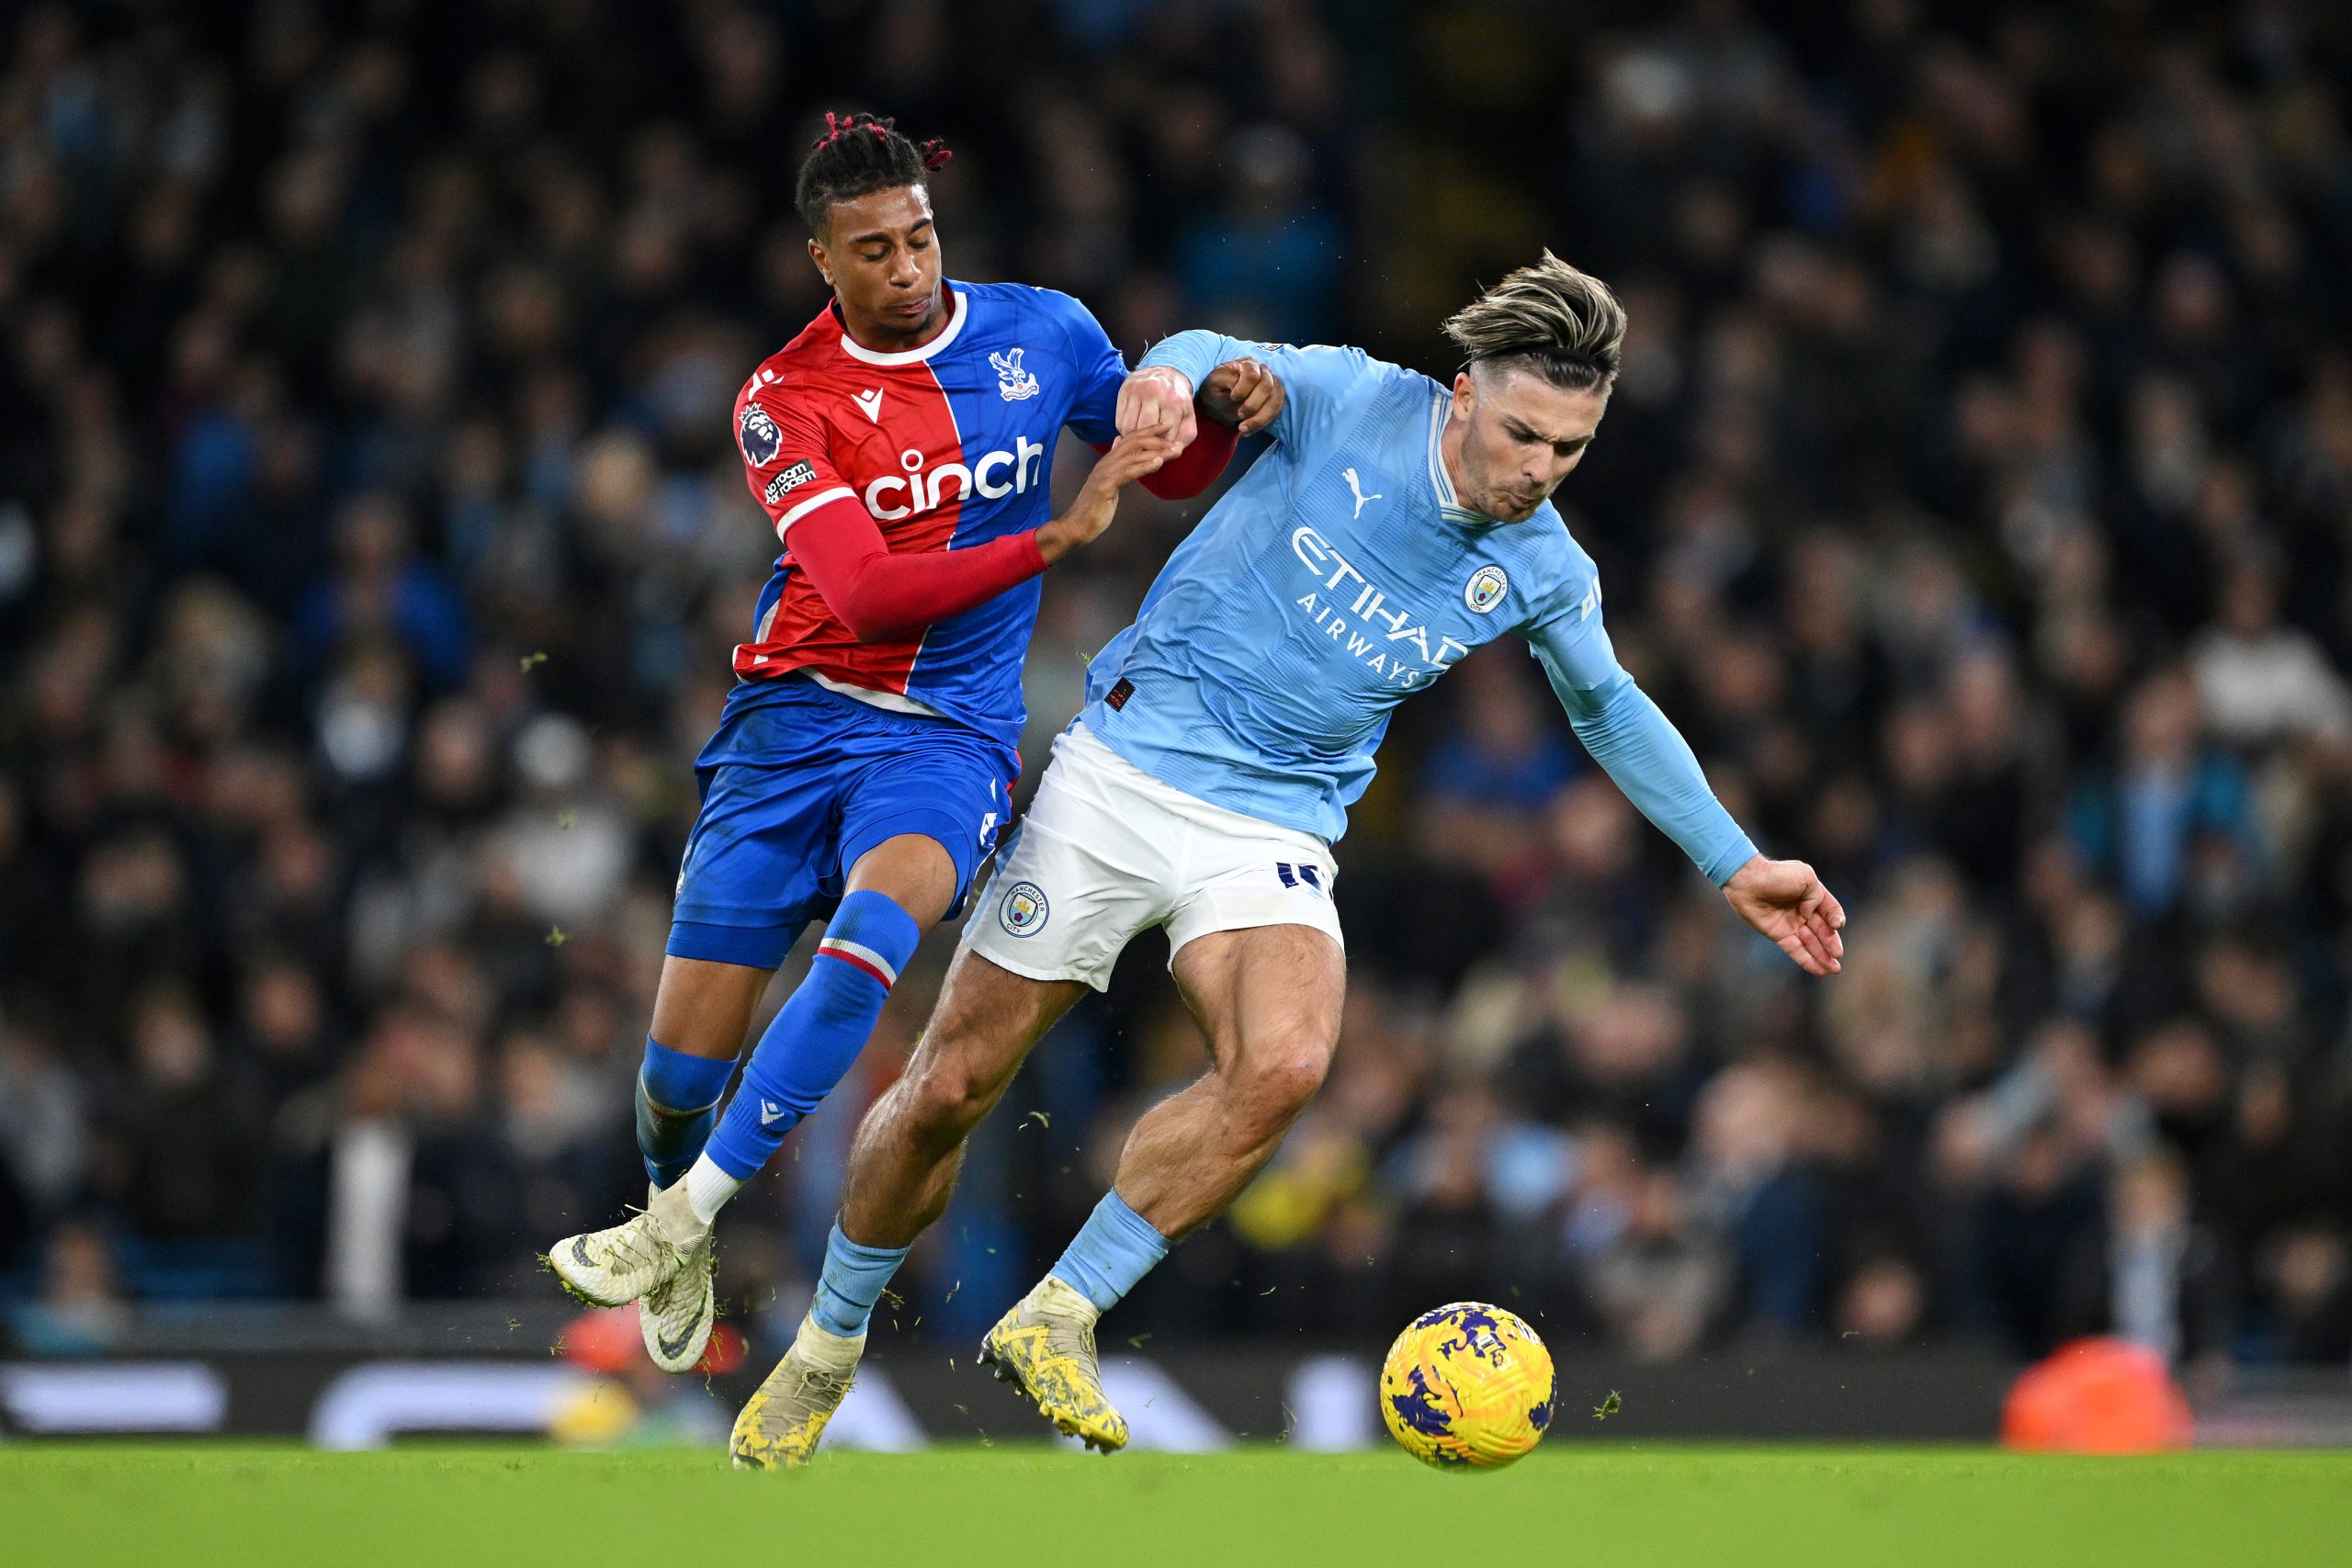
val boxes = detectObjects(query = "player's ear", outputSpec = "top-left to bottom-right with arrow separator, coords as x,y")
1452,369 -> 1477,422
808,235 -> 833,288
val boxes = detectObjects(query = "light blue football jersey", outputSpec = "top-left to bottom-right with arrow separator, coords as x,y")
1078,333 -> 1755,884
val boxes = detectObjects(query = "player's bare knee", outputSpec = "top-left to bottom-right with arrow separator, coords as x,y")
1231,1042 -> 1332,1132
903,1056 -> 998,1139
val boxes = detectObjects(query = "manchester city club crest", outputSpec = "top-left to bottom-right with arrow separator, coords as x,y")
999,880 -> 1049,936
1464,564 -> 1510,614
989,347 -> 1042,401
738,404 -> 784,466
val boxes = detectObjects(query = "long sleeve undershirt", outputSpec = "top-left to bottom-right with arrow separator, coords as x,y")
1532,627 -> 1758,887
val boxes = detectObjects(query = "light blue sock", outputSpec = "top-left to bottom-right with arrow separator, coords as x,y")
811,1222 -> 912,1337
704,890 -> 922,1180
1050,1190 -> 1170,1313
636,1038 -> 736,1189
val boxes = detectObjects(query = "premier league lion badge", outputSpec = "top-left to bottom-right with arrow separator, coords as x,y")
738,404 -> 784,466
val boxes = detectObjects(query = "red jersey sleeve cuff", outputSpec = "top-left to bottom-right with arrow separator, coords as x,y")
1137,418 -> 1240,501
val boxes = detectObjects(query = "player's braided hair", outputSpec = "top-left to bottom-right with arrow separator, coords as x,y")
795,111 -> 953,234
1442,251 -> 1626,395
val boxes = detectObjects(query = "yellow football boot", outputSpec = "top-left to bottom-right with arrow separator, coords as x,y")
729,1319 -> 863,1470
978,1276 -> 1128,1452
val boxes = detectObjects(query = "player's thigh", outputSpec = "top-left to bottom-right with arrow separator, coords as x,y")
842,832 -> 960,928
1164,822 -> 1346,1075
1169,920 -> 1346,1083
647,954 -> 775,1060
666,756 -> 836,976
960,744 -> 1179,994
838,730 -> 1016,927
901,944 -> 1089,1118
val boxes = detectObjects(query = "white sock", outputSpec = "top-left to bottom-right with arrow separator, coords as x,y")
1037,1273 -> 1103,1326
682,1155 -> 744,1225
794,1314 -> 865,1373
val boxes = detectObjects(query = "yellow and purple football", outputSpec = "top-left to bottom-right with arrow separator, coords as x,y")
1379,1302 -> 1557,1468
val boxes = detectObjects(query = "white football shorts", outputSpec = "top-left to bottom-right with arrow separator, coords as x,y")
961,722 -> 1343,991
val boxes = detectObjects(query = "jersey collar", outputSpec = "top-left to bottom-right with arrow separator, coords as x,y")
835,285 -> 967,367
1427,388 -> 1498,527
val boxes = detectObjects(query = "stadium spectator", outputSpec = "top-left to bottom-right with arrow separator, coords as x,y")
97,989 -> 266,1248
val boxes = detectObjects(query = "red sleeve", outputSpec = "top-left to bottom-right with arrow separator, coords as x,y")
786,496 -> 1048,643
1132,418 -> 1239,501
737,378 -> 856,538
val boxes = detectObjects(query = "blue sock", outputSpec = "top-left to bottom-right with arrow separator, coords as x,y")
1051,1190 -> 1170,1314
636,1038 -> 736,1189
811,1222 -> 912,1337
704,890 -> 922,1180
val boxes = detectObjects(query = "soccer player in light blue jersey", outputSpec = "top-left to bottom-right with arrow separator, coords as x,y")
788,254 -> 1847,1456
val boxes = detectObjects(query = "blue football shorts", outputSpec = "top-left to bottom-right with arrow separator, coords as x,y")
665,677 -> 1015,970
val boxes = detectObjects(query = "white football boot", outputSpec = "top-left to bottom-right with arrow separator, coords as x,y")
635,1184 -> 717,1371
546,1182 -> 710,1367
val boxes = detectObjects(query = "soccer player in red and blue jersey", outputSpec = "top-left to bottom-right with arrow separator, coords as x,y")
545,115 -> 1281,1448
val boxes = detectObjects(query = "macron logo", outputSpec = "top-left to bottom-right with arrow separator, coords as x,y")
759,1100 -> 790,1126
854,389 -> 884,423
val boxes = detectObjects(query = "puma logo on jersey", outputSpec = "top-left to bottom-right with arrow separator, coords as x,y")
1343,467 -> 1382,518
854,388 -> 884,423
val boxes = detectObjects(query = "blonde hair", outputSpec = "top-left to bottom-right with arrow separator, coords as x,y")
1442,250 -> 1626,393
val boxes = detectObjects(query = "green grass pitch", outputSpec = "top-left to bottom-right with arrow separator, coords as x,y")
6,1445 -> 2348,1567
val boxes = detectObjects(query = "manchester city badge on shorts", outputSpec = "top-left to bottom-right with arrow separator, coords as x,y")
1465,564 -> 1509,614
999,881 -> 1049,936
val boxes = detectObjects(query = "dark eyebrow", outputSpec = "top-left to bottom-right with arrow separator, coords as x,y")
850,218 -> 933,248
1508,419 -> 1591,449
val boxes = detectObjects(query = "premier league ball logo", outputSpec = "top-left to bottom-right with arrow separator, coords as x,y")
999,881 -> 1049,936
1464,565 -> 1509,614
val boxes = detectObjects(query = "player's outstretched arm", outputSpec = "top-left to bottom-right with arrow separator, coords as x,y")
1533,621 -> 1844,976
790,423 -> 1182,639
783,425 -> 1176,641
787,503 -> 1050,644
1036,421 -> 1184,562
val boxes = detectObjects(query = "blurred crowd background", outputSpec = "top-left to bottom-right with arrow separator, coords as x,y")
6,0 -> 2352,1378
